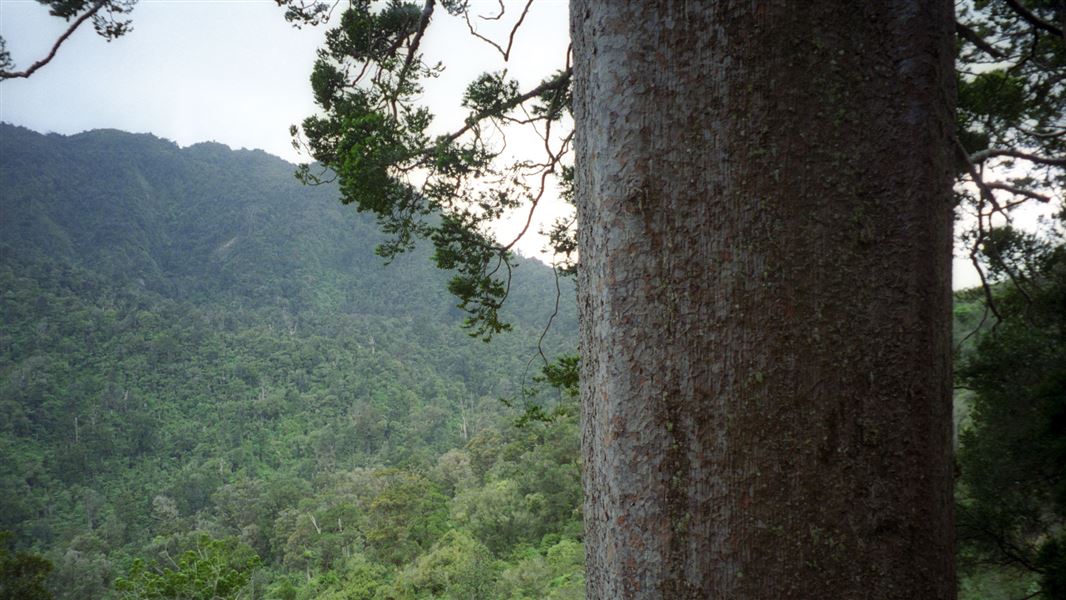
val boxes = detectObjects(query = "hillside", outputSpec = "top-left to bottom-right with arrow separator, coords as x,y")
0,124 -> 581,599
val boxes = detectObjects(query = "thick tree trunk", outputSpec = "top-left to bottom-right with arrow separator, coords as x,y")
572,2 -> 956,598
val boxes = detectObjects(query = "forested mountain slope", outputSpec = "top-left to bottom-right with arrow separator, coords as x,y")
0,124 -> 580,599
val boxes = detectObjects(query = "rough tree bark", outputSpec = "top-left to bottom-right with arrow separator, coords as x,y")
572,2 -> 956,598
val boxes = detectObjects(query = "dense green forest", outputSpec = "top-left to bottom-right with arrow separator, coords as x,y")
1,125 -> 1062,598
0,124 -> 581,599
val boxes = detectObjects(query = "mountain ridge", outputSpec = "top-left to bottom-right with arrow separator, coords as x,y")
0,122 -> 573,326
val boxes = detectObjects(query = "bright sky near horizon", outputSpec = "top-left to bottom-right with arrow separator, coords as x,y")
0,0 -> 570,160
0,0 -> 1008,287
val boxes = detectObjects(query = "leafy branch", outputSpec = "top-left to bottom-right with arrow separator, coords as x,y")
295,0 -> 574,340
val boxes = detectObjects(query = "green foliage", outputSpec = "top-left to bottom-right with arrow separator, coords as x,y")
0,532 -> 53,600
388,530 -> 496,599
279,554 -> 390,600
114,535 -> 259,600
495,539 -> 585,600
296,1 -> 573,340
956,2 -> 1065,169
511,354 -> 580,426
957,226 -> 1066,599
462,72 -> 521,114
362,470 -> 448,566
957,70 -> 1029,136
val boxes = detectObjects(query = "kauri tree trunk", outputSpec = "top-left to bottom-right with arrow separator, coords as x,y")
572,1 -> 956,598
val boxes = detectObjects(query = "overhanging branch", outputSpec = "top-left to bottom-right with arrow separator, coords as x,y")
956,20 -> 1007,59
985,182 -> 1053,203
426,67 -> 571,156
970,148 -> 1066,167
0,0 -> 108,81
1003,0 -> 1064,38
394,0 -> 435,94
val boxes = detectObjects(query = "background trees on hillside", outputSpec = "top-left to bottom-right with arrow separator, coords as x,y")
956,224 -> 1066,598
0,126 -> 581,599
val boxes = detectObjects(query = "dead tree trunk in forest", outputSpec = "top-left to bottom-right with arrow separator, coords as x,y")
572,1 -> 956,598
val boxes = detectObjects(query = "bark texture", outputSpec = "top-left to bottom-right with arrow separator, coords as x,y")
572,1 -> 956,598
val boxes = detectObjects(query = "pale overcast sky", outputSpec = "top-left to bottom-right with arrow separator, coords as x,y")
1,0 -> 328,160
0,0 -> 570,161
0,1 -> 998,286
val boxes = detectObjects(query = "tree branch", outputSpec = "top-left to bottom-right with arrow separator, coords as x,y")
971,235 -> 1003,323
430,68 -> 571,154
955,136 -> 1006,215
1003,0 -> 1064,38
970,148 -> 1066,167
956,20 -> 1007,59
985,182 -> 1053,203
463,0 -> 533,62
1026,127 -> 1066,139
395,0 -> 435,92
0,0 -> 108,81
